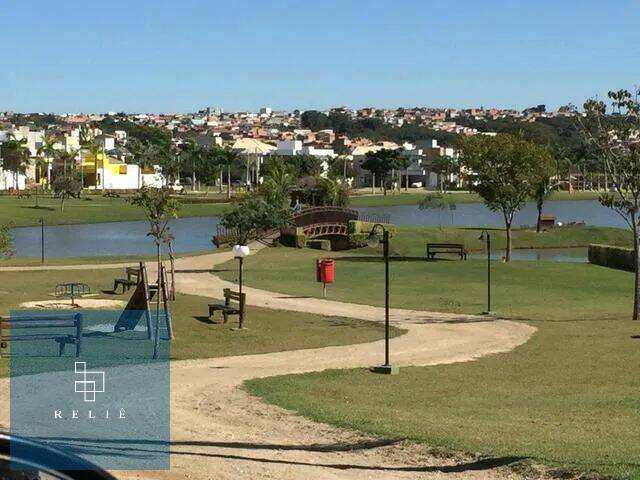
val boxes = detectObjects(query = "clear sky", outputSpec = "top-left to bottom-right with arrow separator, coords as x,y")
1,0 -> 638,113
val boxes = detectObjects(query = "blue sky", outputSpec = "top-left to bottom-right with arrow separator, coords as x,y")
1,0 -> 638,113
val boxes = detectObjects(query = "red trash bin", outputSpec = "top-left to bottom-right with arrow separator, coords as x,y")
320,259 -> 335,284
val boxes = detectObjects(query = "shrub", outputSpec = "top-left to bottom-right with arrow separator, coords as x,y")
588,244 -> 635,272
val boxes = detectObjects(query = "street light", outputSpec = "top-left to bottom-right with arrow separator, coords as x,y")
367,224 -> 399,375
232,244 -> 250,329
39,217 -> 45,264
478,230 -> 493,315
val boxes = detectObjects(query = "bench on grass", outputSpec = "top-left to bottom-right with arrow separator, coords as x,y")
113,267 -> 141,294
0,313 -> 83,358
426,243 -> 467,260
208,289 -> 246,325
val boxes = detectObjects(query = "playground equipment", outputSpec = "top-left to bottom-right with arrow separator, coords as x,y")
55,283 -> 91,307
113,262 -> 174,340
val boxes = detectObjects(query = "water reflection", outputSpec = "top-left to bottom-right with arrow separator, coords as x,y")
468,247 -> 588,263
357,199 -> 625,228
12,217 -> 221,257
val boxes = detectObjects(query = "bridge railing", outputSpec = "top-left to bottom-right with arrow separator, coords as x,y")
292,207 -> 360,228
358,212 -> 391,224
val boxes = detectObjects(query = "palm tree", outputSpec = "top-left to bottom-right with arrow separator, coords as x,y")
54,149 -> 79,175
261,158 -> 294,206
212,146 -> 240,199
81,134 -> 104,191
181,140 -> 202,191
36,135 -> 57,186
1,136 -> 30,192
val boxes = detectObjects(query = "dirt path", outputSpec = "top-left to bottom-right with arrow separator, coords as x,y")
119,249 -> 534,479
1,248 -> 537,479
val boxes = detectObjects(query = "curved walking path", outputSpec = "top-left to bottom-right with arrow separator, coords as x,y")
1,248 -> 536,479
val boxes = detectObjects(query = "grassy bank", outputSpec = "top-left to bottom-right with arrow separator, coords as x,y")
224,231 -> 640,478
218,245 -> 634,320
350,190 -> 601,207
0,268 -> 403,378
380,225 -> 631,257
246,315 -> 640,479
0,194 -> 229,227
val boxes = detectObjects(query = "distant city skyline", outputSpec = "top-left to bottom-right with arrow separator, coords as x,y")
1,0 -> 638,113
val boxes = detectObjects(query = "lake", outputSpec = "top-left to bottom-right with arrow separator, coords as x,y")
357,199 -> 625,228
9,199 -> 618,259
12,216 -> 221,258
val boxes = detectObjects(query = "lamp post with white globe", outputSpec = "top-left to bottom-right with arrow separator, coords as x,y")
232,244 -> 250,329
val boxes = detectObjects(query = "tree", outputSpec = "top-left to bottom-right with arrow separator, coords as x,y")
212,146 -> 240,199
180,140 -> 202,191
459,134 -> 555,261
36,135 -> 57,186
580,89 -> 640,319
300,110 -> 330,131
156,144 -> 183,187
418,193 -> 457,229
328,156 -> 356,181
54,150 -> 78,174
317,177 -> 350,207
361,149 -> 401,195
127,138 -> 157,189
129,186 -> 180,357
260,157 -> 294,207
533,175 -> 555,233
51,166 -> 82,212
431,155 -> 458,192
221,193 -> 290,246
0,223 -> 14,259
80,126 -> 104,191
1,136 -> 30,192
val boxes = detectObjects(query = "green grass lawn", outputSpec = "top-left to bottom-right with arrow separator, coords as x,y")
349,190 -> 601,207
214,241 -> 640,478
0,268 -> 402,378
246,315 -> 640,479
380,225 -> 631,257
0,194 -> 229,227
217,226 -> 634,320
0,249 -> 219,267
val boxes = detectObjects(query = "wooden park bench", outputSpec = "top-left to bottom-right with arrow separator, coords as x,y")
0,313 -> 83,358
113,267 -> 141,294
208,289 -> 246,325
426,243 -> 468,260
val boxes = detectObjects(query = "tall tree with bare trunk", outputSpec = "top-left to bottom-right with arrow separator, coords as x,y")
580,89 -> 640,320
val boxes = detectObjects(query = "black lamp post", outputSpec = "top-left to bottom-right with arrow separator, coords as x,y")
39,217 -> 45,264
367,223 -> 399,375
478,230 -> 493,315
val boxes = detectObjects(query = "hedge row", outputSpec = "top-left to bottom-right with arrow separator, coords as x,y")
588,244 -> 636,272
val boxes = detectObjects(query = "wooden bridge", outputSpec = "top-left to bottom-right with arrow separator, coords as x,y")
213,206 -> 390,247
292,207 -> 359,239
